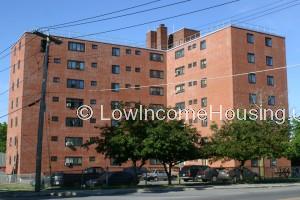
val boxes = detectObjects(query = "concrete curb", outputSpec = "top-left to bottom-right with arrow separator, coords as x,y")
1,183 -> 300,198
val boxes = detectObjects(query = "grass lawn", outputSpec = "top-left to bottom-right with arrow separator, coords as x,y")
0,183 -> 34,191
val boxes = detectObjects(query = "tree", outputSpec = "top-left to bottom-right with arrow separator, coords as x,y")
288,118 -> 300,160
0,122 -> 7,153
209,118 -> 289,178
143,120 -> 203,185
84,104 -> 153,184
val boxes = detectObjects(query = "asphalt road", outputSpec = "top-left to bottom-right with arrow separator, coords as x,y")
68,186 -> 300,200
3,185 -> 299,200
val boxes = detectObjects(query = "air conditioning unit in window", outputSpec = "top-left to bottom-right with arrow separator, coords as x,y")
65,162 -> 73,168
66,103 -> 72,108
65,141 -> 74,147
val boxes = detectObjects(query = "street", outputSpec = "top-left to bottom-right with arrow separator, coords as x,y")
62,186 -> 300,200
2,185 -> 300,200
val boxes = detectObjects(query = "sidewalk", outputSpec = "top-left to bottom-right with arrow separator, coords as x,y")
1,183 -> 300,198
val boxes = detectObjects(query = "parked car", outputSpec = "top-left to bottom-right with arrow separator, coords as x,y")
228,167 -> 259,182
201,167 -> 259,183
123,167 -> 148,179
179,165 -> 209,182
86,171 -> 137,187
144,170 -> 168,181
51,167 -> 105,187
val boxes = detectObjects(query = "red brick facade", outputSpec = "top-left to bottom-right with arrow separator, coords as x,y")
6,25 -> 290,175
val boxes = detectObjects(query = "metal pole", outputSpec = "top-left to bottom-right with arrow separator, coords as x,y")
35,36 -> 50,192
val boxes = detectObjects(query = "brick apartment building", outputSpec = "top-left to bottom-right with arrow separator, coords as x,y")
5,24 -> 290,175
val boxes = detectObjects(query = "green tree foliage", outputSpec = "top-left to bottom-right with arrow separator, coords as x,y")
85,105 -> 204,185
288,118 -> 300,159
0,122 -> 7,152
143,120 -> 202,185
209,118 -> 289,168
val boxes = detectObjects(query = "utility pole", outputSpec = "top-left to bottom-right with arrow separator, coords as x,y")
32,31 -> 62,192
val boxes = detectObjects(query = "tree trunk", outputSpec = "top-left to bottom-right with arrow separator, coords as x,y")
132,160 -> 138,185
163,163 -> 173,185
239,160 -> 246,181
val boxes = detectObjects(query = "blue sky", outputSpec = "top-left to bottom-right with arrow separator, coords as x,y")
0,0 -> 299,122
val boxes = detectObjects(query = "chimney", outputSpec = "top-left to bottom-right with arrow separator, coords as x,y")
146,31 -> 157,49
156,24 -> 168,50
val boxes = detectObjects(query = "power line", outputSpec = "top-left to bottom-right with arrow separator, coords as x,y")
0,0 -> 161,59
43,0 -> 192,30
38,0 -> 162,30
71,0 -> 240,39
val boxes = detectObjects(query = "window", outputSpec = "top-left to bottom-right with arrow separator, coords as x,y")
126,49 -> 132,55
12,64 -> 15,73
188,63 -> 193,68
134,85 -> 140,90
51,116 -> 59,122
251,159 -> 259,167
51,136 -> 58,142
68,42 -> 85,52
65,118 -> 83,127
125,84 -> 131,88
111,101 -> 120,109
248,73 -> 256,84
11,100 -> 13,109
265,37 -> 272,47
150,53 -> 164,62
16,79 -> 19,88
15,98 -> 18,108
150,87 -> 164,96
266,56 -> 273,66
51,156 -> 58,162
175,48 -> 184,59
201,97 -> 207,108
201,119 -> 208,127
267,75 -> 274,86
112,65 -> 120,74
188,100 -> 193,105
271,159 -> 277,167
91,81 -> 97,86
175,102 -> 185,110
111,83 -> 120,92
54,58 -> 61,64
201,78 -> 207,88
200,59 -> 207,69
135,67 -> 141,72
66,98 -> 83,109
150,159 -> 161,165
90,99 -> 96,105
91,62 -> 97,68
188,81 -> 197,87
135,50 -> 141,55
110,158 -> 121,166
53,77 -> 60,83
188,43 -> 197,50
111,119 -> 119,127
65,157 -> 82,166
52,96 -> 59,102
175,84 -> 185,94
247,33 -> 254,44
193,99 -> 198,104
15,117 -> 18,127
67,60 -> 85,70
150,70 -> 164,79
193,62 -> 197,67
89,157 -> 96,162
200,40 -> 206,50
92,44 -> 98,49
112,47 -> 120,56
249,93 -> 257,104
248,53 -> 255,64
67,79 -> 84,89
90,118 -> 96,123
268,96 -> 276,106
175,66 -> 184,76
17,60 -> 20,69
126,66 -> 131,72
